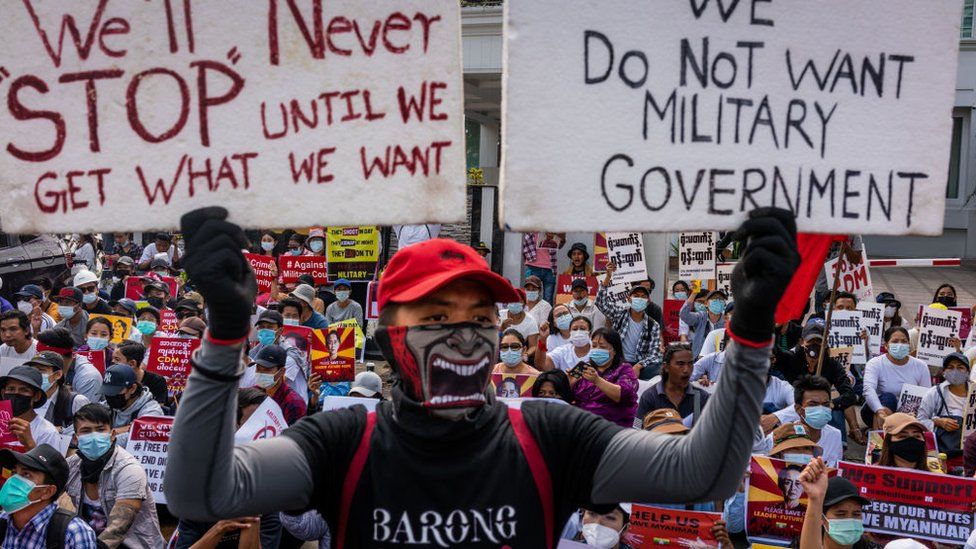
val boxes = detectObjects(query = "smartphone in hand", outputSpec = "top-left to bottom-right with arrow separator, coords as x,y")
569,361 -> 587,379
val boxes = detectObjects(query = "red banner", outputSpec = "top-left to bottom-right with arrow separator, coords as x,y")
124,275 -> 178,300
490,373 -> 537,398
662,299 -> 684,344
310,326 -> 356,382
627,505 -> 721,549
840,461 -> 976,544
244,253 -> 277,294
746,456 -> 837,545
593,233 -> 609,272
366,281 -> 380,320
280,325 -> 314,365
555,275 -> 598,305
278,255 -> 328,285
159,309 -> 179,334
146,336 -> 200,398
75,349 -> 107,374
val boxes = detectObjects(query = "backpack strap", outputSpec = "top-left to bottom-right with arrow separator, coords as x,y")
46,508 -> 76,549
336,411 -> 376,549
936,384 -> 950,417
508,407 -> 554,549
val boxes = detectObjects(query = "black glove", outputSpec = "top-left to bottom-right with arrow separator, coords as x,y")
180,207 -> 256,341
728,208 -> 800,344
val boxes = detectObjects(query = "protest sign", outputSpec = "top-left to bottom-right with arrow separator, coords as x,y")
331,318 -> 365,350
746,455 -> 831,545
158,309 -> 180,334
75,350 -> 107,375
234,397 -> 287,444
856,301 -> 884,357
281,324 -> 313,363
606,232 -> 647,285
0,1 -> 465,233
824,248 -> 874,302
897,384 -> 927,416
366,282 -> 380,321
678,232 -> 717,281
537,232 -> 565,250
628,505 -> 721,549
840,461 -> 976,544
310,326 -> 356,382
964,384 -> 976,443
279,255 -> 329,285
829,347 -> 854,385
827,310 -> 867,364
90,314 -> 133,344
243,253 -> 276,294
490,373 -> 537,398
125,276 -> 178,301
327,226 -> 379,281
865,430 -> 942,473
662,299 -> 684,344
922,305 -> 974,342
715,262 -> 735,298
915,307 -> 962,367
555,275 -> 598,306
127,416 -> 173,505
501,0 -> 959,236
146,336 -> 200,398
0,401 -> 17,446
593,233 -> 609,272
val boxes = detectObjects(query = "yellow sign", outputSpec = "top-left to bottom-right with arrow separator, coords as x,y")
327,226 -> 379,263
330,318 -> 365,350
90,314 -> 133,344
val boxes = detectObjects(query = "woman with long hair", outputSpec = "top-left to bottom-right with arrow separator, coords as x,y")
569,327 -> 638,427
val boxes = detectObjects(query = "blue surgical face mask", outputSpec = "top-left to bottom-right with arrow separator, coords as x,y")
260,241 -> 275,252
555,314 -> 572,331
708,299 -> 726,315
283,318 -> 300,327
77,432 -> 113,461
136,321 -> 157,336
826,517 -> 864,546
507,303 -> 524,315
0,474 -> 46,514
589,348 -> 611,366
674,291 -> 688,300
308,240 -> 324,253
40,374 -> 52,393
335,290 -> 351,302
888,342 -> 910,360
630,297 -> 648,313
804,405 -> 832,429
783,453 -> 814,465
58,305 -> 76,319
525,290 -> 540,302
82,293 -> 97,305
257,328 -> 277,346
500,349 -> 522,366
254,373 -> 276,389
694,302 -> 707,313
573,297 -> 589,307
87,336 -> 110,351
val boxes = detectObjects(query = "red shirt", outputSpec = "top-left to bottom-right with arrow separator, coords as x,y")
270,381 -> 307,425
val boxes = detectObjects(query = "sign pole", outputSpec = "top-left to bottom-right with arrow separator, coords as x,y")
818,241 -> 849,377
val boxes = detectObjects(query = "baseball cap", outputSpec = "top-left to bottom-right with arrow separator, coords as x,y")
350,371 -> 383,398
802,323 -> 825,342
823,476 -> 870,509
377,239 -> 517,310
882,412 -> 927,436
334,278 -> 352,290
706,290 -> 728,300
101,364 -> 137,397
174,299 -> 201,313
178,317 -> 207,337
629,284 -> 650,296
524,275 -> 543,290
642,408 -> 689,434
0,366 -> 47,408
255,310 -> 284,326
14,285 -> 44,301
943,352 -> 971,371
111,298 -> 139,317
250,345 -> 286,369
73,269 -> 99,287
143,280 -> 170,295
884,540 -> 928,549
0,444 -> 69,494
117,256 -> 134,267
24,351 -> 65,372
290,284 -> 316,308
570,278 -> 589,291
150,258 -> 173,271
307,227 -> 325,240
54,287 -> 82,304
769,423 -> 820,456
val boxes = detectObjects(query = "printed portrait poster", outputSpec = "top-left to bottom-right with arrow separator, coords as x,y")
310,326 -> 356,382
678,232 -> 717,281
555,275 -> 598,306
915,307 -> 962,367
326,226 -> 379,281
278,255 -> 329,285
593,233 -> 609,272
243,253 -> 277,294
745,456 -> 835,545
840,461 -> 976,544
124,276 -> 178,301
627,504 -> 721,549
605,232 -> 647,286
127,415 -> 173,505
146,336 -> 201,398
90,314 -> 133,345
537,232 -> 565,250
490,373 -> 537,398
662,299 -> 684,344
864,430 -> 942,474
280,325 -> 314,364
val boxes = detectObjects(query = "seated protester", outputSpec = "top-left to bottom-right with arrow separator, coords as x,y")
0,366 -> 66,454
100,364 -> 164,448
536,315 -> 593,372
917,352 -> 968,460
324,279 -> 364,329
877,413 -> 933,472
77,316 -> 114,366
37,328 -> 102,403
678,289 -> 727,358
250,310 -> 308,405
499,288 -> 540,350
0,310 -> 38,364
831,291 -> 858,312
876,291 -> 906,334
173,299 -> 203,322
53,287 -> 89,348
570,328 -> 638,428
596,265 -> 663,380
566,277 -> 607,331
523,275 -> 552,330
862,327 -> 931,430
531,369 -> 574,404
66,403 -> 165,548
493,329 -> 541,376
762,370 -> 795,418
140,281 -> 170,312
296,274 -> 329,314
278,297 -> 305,328
697,303 -> 733,358
114,342 -> 169,407
177,316 -> 206,339
692,348 -> 726,388
74,270 -> 113,316
797,460 -> 879,549
767,375 -> 843,467
133,306 -> 161,349
545,304 -> 575,351
26,351 -> 89,436
14,285 -> 56,334
288,285 -> 329,329
249,345 -> 306,425
631,278 -> 664,328
635,343 -> 709,429
348,371 -> 384,400
574,503 -> 632,549
0,444 -> 98,547
107,256 -> 136,303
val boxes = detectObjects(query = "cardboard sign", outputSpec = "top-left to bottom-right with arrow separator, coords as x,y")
490,373 -> 537,398
127,416 -> 173,505
555,275 -> 598,306
74,349 -> 107,375
662,299 -> 684,344
125,276 -> 178,300
0,1 -> 466,233
243,253 -> 276,294
824,248 -> 874,302
865,430 -> 942,473
921,305 -> 974,343
897,384 -> 927,416
678,232 -> 717,281
916,307 -> 962,367
0,401 -> 17,445
158,309 -> 180,334
146,336 -> 200,398
310,326 -> 356,382
964,384 -> 976,443
234,397 -> 287,443
628,505 -> 721,549
855,301 -> 884,357
715,262 -> 735,298
278,255 -> 329,285
840,461 -> 976,544
746,455 -> 835,545
606,232 -> 647,285
90,314 -> 133,344
827,310 -> 866,365
501,0 -> 960,236
327,226 -> 379,281
593,233 -> 609,272
829,347 -> 855,385
366,281 -> 380,320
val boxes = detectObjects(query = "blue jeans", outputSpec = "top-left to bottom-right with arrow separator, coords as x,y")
860,392 -> 898,428
525,266 -> 557,305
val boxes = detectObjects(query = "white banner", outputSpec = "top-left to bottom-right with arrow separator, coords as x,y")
856,301 -> 884,358
916,307 -> 962,367
897,384 -> 927,416
715,262 -> 735,299
501,0 -> 960,235
126,415 -> 172,505
0,1 -> 464,232
824,248 -> 874,302
606,232 -> 647,285
828,310 -> 866,365
678,232 -> 717,281
234,396 -> 287,445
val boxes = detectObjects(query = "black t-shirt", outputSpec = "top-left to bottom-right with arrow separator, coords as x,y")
284,400 -> 621,547
142,371 -> 170,406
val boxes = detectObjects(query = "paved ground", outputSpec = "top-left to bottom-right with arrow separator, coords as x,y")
871,264 -> 976,316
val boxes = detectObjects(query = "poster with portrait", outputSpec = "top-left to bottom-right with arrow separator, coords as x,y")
745,456 -> 835,545
310,326 -> 356,382
90,314 -> 134,345
280,325 -> 313,364
490,373 -> 537,398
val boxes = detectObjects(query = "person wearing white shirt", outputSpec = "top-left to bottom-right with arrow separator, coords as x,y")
916,352 -> 969,449
566,279 -> 606,331
72,235 -> 97,270
763,374 -> 795,413
13,285 -> 56,335
499,290 -> 540,350
698,326 -> 728,358
523,276 -> 552,329
692,350 -> 725,387
545,304 -> 574,351
535,316 -> 593,372
0,311 -> 38,376
393,224 -> 440,249
768,375 -> 843,467
137,232 -> 179,270
862,327 -> 931,430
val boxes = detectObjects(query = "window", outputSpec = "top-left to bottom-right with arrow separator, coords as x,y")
947,115 -> 964,199
465,118 -> 481,169
963,0 -> 974,39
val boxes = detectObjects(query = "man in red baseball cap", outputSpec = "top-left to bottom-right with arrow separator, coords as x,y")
167,207 -> 799,548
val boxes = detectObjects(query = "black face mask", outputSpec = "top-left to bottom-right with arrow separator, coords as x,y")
804,345 -> 821,359
890,436 -> 926,463
104,393 -> 129,410
115,270 -> 130,279
936,295 -> 957,308
4,394 -> 34,417
145,297 -> 165,309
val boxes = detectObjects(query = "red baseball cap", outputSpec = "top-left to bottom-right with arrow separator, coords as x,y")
378,239 -> 518,310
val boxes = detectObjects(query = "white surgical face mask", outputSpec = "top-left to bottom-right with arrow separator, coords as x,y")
581,522 -> 621,549
254,373 -> 276,389
16,301 -> 33,314
283,318 -> 300,326
570,329 -> 591,348
884,305 -> 897,319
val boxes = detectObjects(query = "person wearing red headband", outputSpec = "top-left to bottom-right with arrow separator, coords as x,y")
166,207 -> 799,547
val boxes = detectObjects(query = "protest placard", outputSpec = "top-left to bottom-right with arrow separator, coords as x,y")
964,385 -> 976,443
897,384 -> 927,416
678,233 -> 717,281
746,456 -> 833,545
606,233 -> 647,285
915,307 -> 962,367
490,373 -> 537,398
715,262 -> 735,298
330,318 -> 365,350
310,326 -> 356,382
0,1 -> 465,233
502,0 -> 959,235
75,349 -> 107,375
127,416 -> 173,505
234,397 -> 287,444
829,347 -> 854,385
840,461 -> 976,544
278,255 -> 329,286
0,401 -> 17,445
824,248 -> 874,302
555,275 -> 598,306
146,336 -> 200,398
158,309 -> 180,334
628,505 -> 721,549
921,305 -> 974,343
125,276 -> 178,301
537,232 -> 565,250
281,325 -> 313,364
90,314 -> 133,344
593,233 -> 609,272
856,302 -> 884,357
243,253 -> 277,294
366,281 -> 380,321
864,430 -> 942,473
327,226 -> 379,281
828,310 -> 867,364
662,299 -> 684,344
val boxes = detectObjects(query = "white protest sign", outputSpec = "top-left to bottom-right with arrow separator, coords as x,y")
827,310 -> 866,365
606,232 -> 647,285
126,415 -> 172,505
321,395 -> 380,413
896,384 -> 927,416
0,1 -> 465,232
234,397 -> 287,445
678,232 -> 717,281
502,0 -> 959,235
824,248 -> 874,301
916,307 -> 962,367
964,385 -> 976,443
715,262 -> 735,299
856,301 -> 884,358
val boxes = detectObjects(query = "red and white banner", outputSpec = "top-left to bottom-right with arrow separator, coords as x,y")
146,336 -> 200,398
127,416 -> 173,505
244,253 -> 277,294
555,275 -> 598,306
627,505 -> 722,549
824,247 -> 873,301
125,276 -> 178,301
158,309 -> 180,334
278,255 -> 328,285
74,349 -> 107,375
